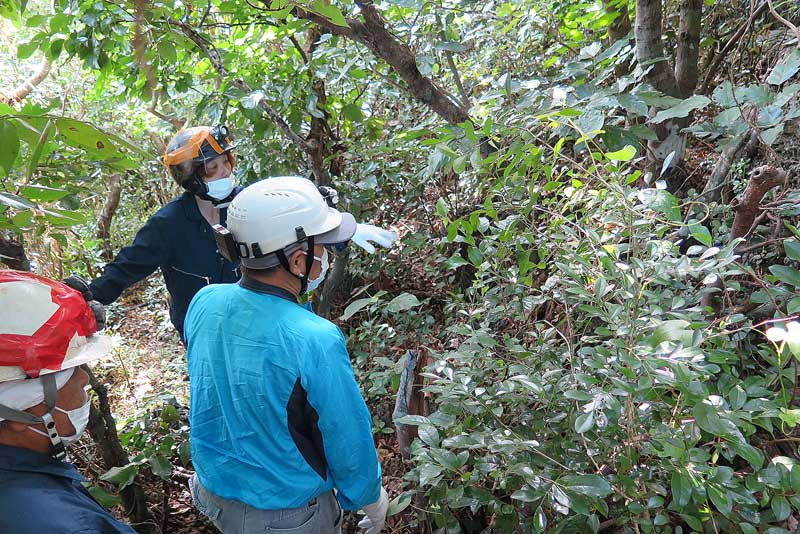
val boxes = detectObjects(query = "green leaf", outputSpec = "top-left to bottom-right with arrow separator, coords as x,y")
43,208 -> 87,227
419,464 -> 444,486
0,192 -> 35,210
87,484 -> 123,508
393,414 -> 430,425
339,297 -> 373,321
386,292 -> 421,313
646,319 -> 690,348
605,145 -> 636,162
148,454 -> 172,480
559,474 -> 613,498
784,239 -> 800,261
311,0 -> 348,27
652,95 -> 711,124
386,492 -> 412,517
767,49 -> 800,85
769,265 -> 800,288
0,119 -> 20,175
707,484 -> 732,515
418,424 -> 440,446
435,197 -> 449,218
25,118 -> 53,179
574,412 -> 594,433
20,185 -> 68,201
342,103 -> 364,122
694,402 -> 725,435
55,118 -> 119,157
671,471 -> 692,507
771,494 -> 791,521
688,222 -> 712,247
100,464 -> 139,490
178,440 -> 191,466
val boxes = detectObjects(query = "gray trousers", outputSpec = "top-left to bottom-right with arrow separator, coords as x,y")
190,474 -> 343,534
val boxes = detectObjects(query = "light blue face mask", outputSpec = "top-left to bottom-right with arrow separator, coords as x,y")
206,176 -> 236,200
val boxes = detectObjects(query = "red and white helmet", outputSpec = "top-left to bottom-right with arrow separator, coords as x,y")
0,270 -> 111,383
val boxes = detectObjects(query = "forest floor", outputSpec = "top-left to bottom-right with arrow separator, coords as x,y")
73,274 -> 412,534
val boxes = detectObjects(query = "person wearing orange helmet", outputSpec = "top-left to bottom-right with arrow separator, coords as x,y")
87,125 -> 396,340
0,270 -> 135,534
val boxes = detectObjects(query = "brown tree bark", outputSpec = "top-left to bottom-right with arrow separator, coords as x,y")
0,58 -> 51,105
729,165 -> 786,240
96,174 -> 123,262
288,2 -> 471,127
85,367 -> 157,534
675,0 -> 703,97
0,233 -> 30,270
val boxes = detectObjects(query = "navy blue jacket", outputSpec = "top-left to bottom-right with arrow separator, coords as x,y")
0,444 -> 136,533
89,191 -> 241,339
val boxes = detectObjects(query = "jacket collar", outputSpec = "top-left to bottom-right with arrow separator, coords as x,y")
0,443 -> 84,481
239,276 -> 298,303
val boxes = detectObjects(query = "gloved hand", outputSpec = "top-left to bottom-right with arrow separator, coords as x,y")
358,487 -> 388,534
62,274 -> 106,331
351,224 -> 398,254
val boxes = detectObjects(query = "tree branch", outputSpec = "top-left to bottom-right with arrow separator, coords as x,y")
765,0 -> 800,45
0,58 -> 51,105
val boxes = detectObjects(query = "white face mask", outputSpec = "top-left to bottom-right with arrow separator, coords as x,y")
206,176 -> 236,200
29,399 -> 91,446
306,249 -> 329,293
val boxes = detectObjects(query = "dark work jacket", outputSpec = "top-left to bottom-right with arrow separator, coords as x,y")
0,444 -> 136,533
89,190 -> 241,339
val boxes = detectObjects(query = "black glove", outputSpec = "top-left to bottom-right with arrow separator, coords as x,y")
62,274 -> 106,331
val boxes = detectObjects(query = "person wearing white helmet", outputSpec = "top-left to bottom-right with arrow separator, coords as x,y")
0,270 -> 135,534
184,177 -> 388,534
87,124 -> 396,340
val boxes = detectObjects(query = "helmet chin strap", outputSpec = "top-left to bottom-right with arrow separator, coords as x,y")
0,373 -> 67,460
275,230 -> 315,294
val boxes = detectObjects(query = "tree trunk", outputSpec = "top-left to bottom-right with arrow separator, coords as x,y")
675,0 -> 703,97
0,233 -> 30,270
96,174 -> 123,262
729,165 -> 786,240
316,247 -> 350,318
85,367 -> 157,534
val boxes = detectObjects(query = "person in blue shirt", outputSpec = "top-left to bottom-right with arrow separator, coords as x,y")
0,271 -> 135,534
184,177 -> 388,534
88,125 -> 397,340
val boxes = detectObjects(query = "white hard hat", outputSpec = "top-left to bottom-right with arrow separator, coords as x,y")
226,177 -> 356,269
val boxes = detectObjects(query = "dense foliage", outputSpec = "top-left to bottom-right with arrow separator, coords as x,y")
2,0 -> 800,532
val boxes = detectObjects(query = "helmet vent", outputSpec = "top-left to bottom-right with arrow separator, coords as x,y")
263,192 -> 291,198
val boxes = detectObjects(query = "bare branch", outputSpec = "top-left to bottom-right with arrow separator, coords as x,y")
0,58 -> 51,105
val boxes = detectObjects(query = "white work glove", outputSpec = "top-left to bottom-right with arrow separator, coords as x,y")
358,487 -> 389,534
351,224 -> 398,254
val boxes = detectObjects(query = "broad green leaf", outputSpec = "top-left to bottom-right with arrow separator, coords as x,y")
688,222 -> 712,247
311,0 -> 348,27
767,49 -> 800,85
435,197 -> 449,218
393,414 -> 430,425
25,118 -> 52,179
339,297 -> 373,321
148,454 -> 172,480
178,440 -> 191,466
771,494 -> 791,521
20,184 -> 68,201
707,484 -> 732,515
342,103 -> 364,122
646,319 -> 690,348
386,292 -> 421,313
87,484 -> 123,508
100,464 -> 139,489
0,119 -> 20,175
574,412 -> 594,433
652,95 -> 711,124
671,471 -> 692,507
418,424 -> 440,446
784,239 -> 800,261
694,402 -> 725,435
386,492 -> 412,517
605,145 -> 636,162
559,474 -> 613,498
0,192 -> 35,210
770,265 -> 800,287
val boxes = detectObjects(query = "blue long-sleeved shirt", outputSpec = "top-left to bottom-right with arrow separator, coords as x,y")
0,443 -> 136,534
184,278 -> 382,511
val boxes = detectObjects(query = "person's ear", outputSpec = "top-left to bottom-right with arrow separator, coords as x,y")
288,249 -> 307,278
